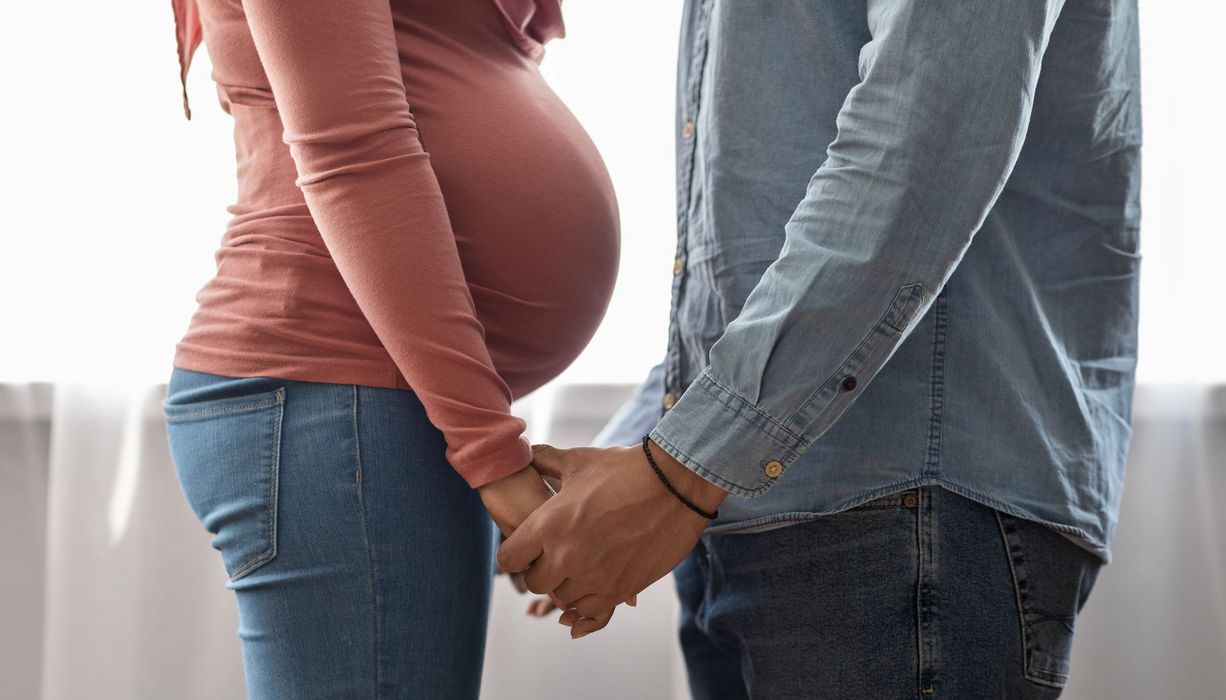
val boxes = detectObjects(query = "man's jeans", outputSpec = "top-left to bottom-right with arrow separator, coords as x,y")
674,485 -> 1101,699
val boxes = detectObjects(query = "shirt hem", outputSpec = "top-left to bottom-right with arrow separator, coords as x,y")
698,476 -> 1112,564
173,343 -> 409,391
173,343 -> 533,488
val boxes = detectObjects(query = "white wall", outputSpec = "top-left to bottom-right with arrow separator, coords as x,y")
2,1 -> 1219,387
0,1 -> 680,387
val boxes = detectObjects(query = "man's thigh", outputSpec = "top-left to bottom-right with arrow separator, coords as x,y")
674,486 -> 1101,699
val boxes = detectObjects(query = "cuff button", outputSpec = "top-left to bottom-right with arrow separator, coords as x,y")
764,460 -> 783,478
840,376 -> 858,392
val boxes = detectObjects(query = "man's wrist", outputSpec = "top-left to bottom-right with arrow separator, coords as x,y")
646,438 -> 728,514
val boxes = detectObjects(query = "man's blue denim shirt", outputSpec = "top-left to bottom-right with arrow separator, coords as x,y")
597,0 -> 1141,562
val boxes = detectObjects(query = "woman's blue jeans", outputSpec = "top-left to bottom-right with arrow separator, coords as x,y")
163,368 -> 497,699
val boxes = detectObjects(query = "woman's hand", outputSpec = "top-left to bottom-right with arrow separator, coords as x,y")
478,462 -> 555,536
479,463 -> 563,613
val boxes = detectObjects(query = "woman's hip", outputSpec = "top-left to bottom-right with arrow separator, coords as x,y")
162,367 -> 497,697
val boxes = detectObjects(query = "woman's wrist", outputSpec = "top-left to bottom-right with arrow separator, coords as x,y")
478,463 -> 554,535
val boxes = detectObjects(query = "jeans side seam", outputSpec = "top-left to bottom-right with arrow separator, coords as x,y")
352,385 -> 381,697
916,488 -> 938,696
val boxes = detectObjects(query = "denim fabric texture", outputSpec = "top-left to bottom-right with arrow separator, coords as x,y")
674,486 -> 1101,698
163,367 -> 498,699
613,0 -> 1143,561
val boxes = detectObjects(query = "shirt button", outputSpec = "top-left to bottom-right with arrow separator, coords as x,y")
682,121 -> 695,140
840,376 -> 858,392
673,257 -> 685,276
663,393 -> 677,410
764,460 -> 783,478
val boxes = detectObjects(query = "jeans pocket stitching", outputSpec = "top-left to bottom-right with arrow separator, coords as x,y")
228,394 -> 284,583
163,387 -> 286,422
995,511 -> 1070,689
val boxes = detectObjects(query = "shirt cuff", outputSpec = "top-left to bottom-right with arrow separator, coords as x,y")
648,370 -> 808,498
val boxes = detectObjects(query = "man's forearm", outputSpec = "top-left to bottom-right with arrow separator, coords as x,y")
649,0 -> 1064,495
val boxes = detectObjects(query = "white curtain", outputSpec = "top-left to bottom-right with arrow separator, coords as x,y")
2,381 -> 1222,699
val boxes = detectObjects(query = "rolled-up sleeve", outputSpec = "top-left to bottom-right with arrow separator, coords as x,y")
650,0 -> 1067,497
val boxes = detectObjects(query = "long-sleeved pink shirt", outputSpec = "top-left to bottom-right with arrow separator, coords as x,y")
170,0 -> 619,488
173,0 -> 564,119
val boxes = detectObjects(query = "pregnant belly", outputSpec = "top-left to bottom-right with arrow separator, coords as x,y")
398,6 -> 621,398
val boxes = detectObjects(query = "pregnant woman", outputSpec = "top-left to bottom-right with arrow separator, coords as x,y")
161,0 -> 618,696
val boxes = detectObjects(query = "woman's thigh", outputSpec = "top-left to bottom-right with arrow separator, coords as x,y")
164,368 -> 496,699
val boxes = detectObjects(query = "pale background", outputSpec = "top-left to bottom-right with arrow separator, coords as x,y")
1,2 -> 1223,700
2,1 -> 1222,386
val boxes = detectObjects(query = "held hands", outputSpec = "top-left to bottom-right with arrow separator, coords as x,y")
478,464 -> 569,614
496,440 -> 728,638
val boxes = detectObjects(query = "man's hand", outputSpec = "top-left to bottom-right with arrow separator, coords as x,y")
497,440 -> 728,638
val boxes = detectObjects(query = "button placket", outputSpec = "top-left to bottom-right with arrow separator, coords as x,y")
664,0 -> 714,405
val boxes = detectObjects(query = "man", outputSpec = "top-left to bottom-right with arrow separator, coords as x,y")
499,0 -> 1141,696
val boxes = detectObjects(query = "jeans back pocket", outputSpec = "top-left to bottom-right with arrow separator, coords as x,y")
995,511 -> 1101,689
163,384 -> 286,582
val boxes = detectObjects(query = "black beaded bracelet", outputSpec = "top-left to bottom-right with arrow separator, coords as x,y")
641,435 -> 718,520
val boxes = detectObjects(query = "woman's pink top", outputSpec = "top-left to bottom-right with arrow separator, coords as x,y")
169,0 -> 619,488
